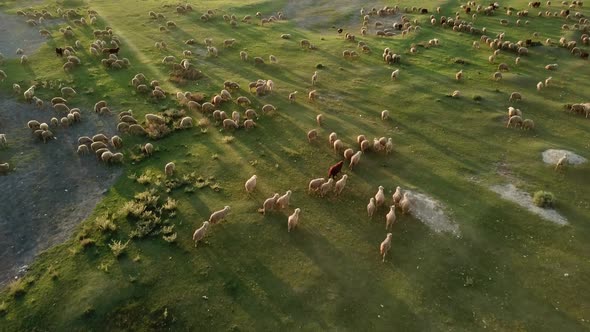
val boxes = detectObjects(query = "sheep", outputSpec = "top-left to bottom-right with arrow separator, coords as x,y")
522,119 -> 535,130
244,119 -> 256,129
269,55 -> 278,63
380,233 -> 393,262
142,143 -> 154,156
316,114 -> 323,126
311,71 -> 318,85
507,115 -> 523,128
24,86 -> 35,101
33,97 -> 44,109
61,87 -> 76,98
498,63 -> 509,71
239,51 -> 248,61
545,77 -> 552,86
253,56 -> 264,65
334,174 -> 348,195
276,190 -> 292,209
0,163 -> 10,174
391,69 -> 400,80
209,206 -> 230,224
235,96 -> 251,106
367,198 -> 376,218
381,110 -> 390,120
509,92 -> 522,102
53,103 -> 70,113
110,135 -> 123,149
455,70 -> 463,80
392,186 -> 403,206
90,141 -> 108,152
224,39 -> 236,47
92,134 -> 109,143
555,153 -> 568,171
245,175 -> 257,193
328,132 -> 338,146
385,205 -> 396,230
288,91 -> 298,103
0,70 -> 6,82
308,90 -> 317,102
319,178 -> 334,197
399,192 -> 411,214
145,114 -> 165,125
343,148 -> 354,160
111,152 -> 124,164
261,194 -> 280,214
307,129 -> 318,142
493,72 -> 503,81
545,63 -> 558,70
222,119 -> 239,130
192,221 -> 209,247
333,139 -> 344,152
300,39 -> 311,48
77,144 -> 89,155
0,134 -> 6,148
288,208 -> 301,232
327,160 -> 344,179
308,178 -> 326,193
165,162 -> 175,176
179,117 -> 193,129
537,81 -> 544,91
375,186 -> 385,207
349,151 -> 362,170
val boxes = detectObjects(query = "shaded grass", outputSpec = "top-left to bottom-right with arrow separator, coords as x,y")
1,0 -> 590,331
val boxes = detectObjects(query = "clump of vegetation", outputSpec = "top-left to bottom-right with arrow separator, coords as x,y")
0,301 -> 8,315
79,238 -> 96,248
108,239 -> 130,258
145,122 -> 172,139
198,118 -> 210,128
222,136 -> 234,144
95,214 -> 117,232
7,277 -> 33,298
120,189 -> 178,239
533,191 -> 556,208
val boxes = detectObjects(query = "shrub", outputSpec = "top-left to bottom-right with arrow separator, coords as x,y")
198,118 -> 209,128
109,239 -> 130,258
95,215 -> 117,232
161,197 -> 177,211
80,238 -> 96,248
163,233 -> 177,243
8,278 -> 29,298
221,136 -> 234,144
0,301 -> 7,315
533,191 -> 555,208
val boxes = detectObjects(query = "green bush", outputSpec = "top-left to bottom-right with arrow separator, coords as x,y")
533,191 -> 555,208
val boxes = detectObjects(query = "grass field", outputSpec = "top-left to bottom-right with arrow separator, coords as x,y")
1,0 -> 589,330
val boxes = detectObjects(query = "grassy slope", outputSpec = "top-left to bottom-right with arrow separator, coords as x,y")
1,0 -> 589,330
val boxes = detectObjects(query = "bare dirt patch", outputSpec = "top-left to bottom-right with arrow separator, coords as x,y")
542,149 -> 587,165
0,11 -> 60,58
0,97 -> 121,285
489,184 -> 568,226
406,190 -> 461,236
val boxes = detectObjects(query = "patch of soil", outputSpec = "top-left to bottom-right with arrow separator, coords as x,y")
542,149 -> 587,165
489,184 -> 568,226
0,11 -> 61,58
406,190 -> 461,236
0,98 -> 121,285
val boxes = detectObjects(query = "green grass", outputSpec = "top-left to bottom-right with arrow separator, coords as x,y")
1,0 -> 590,330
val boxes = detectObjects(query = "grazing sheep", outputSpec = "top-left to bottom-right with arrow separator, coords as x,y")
343,148 -> 354,160
50,118 -> 58,127
328,132 -> 337,146
385,205 -> 396,230
392,186 -> 403,206
316,114 -> 323,126
192,221 -> 209,247
288,91 -> 298,103
288,208 -> 301,232
375,186 -> 385,207
222,119 -> 239,130
254,56 -> 264,64
308,90 -> 317,102
269,55 -> 277,63
77,144 -> 89,155
209,206 -> 230,224
0,70 -> 7,81
145,113 -> 165,124
0,134 -> 6,147
92,134 -> 109,143
311,71 -> 318,85
545,77 -> 552,86
94,100 -> 107,112
53,103 -> 69,113
555,153 -> 568,171
261,104 -> 276,113
276,190 -> 292,209
308,178 -> 326,193
455,70 -> 463,80
493,72 -> 503,81
179,116 -> 193,129
509,92 -> 522,102
110,135 -> 123,149
333,139 -> 344,152
507,115 -> 523,128
61,87 -> 76,98
399,192 -> 411,214
381,110 -> 390,120
334,174 -> 348,195
24,86 -> 35,101
545,63 -> 558,70
380,233 -> 393,262
239,51 -> 248,61
537,81 -> 544,91
261,193 -> 280,214
498,63 -> 509,71
307,129 -> 318,142
391,69 -> 400,80
319,178 -> 334,197
522,119 -> 535,130
367,197 -> 376,219
245,175 -> 257,193
165,162 -> 175,176
0,163 -> 10,174
142,143 -> 154,156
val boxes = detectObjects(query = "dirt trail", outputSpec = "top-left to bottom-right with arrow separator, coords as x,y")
0,98 -> 121,284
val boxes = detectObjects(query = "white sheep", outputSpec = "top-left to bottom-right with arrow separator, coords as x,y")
192,221 -> 209,247
381,110 -> 389,120
24,86 -> 35,101
276,190 -> 292,209
545,76 -> 552,86
316,114 -> 323,126
209,206 -> 230,223
61,87 -> 76,98
165,162 -> 175,176
261,193 -> 279,215
385,138 -> 393,154
555,153 -> 568,171
385,205 -> 396,230
0,163 -> 10,174
319,178 -> 334,197
308,178 -> 325,193
245,175 -> 257,193
288,91 -> 298,103
307,129 -> 318,142
392,186 -> 402,206
334,174 -> 348,195
311,71 -> 318,85
537,81 -> 544,90
288,208 -> 301,232
399,192 -> 411,214
349,151 -> 362,170
0,134 -> 6,148
380,233 -> 393,262
142,143 -> 154,156
367,197 -> 376,219
391,69 -> 399,80
375,186 -> 385,207
0,70 -> 6,81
